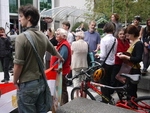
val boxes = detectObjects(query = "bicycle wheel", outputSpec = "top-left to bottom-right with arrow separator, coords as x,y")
134,96 -> 150,111
71,87 -> 96,100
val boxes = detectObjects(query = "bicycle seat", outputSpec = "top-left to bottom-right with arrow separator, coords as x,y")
121,73 -> 141,84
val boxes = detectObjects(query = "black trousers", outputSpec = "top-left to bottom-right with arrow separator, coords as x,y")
100,63 -> 114,103
0,56 -> 10,80
143,46 -> 150,70
127,68 -> 141,98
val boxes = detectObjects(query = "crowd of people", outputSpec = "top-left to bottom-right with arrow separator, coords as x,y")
0,4 -> 150,113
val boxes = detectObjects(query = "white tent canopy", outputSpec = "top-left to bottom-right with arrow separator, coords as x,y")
40,6 -> 91,21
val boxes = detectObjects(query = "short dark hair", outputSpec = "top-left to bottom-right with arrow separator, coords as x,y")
134,16 -> 141,22
125,25 -> 139,37
62,21 -> 71,29
19,4 -> 40,26
103,22 -> 114,33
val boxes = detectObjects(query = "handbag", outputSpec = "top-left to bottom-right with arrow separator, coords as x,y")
24,31 -> 52,111
115,62 -> 132,83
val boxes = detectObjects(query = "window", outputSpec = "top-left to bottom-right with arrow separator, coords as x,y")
20,0 -> 33,6
9,0 -> 18,13
40,0 -> 52,11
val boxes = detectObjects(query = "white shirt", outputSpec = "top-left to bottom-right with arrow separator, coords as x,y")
67,32 -> 74,45
99,34 -> 117,65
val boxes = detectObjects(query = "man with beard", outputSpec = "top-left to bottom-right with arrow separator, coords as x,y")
84,20 -> 100,62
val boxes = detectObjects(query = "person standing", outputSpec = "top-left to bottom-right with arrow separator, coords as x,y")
13,5 -> 64,113
110,13 -> 122,37
117,25 -> 143,98
84,20 -> 100,61
62,21 -> 74,45
111,28 -> 129,88
50,28 -> 71,105
0,27 -> 12,83
142,18 -> 150,74
96,22 -> 117,103
132,16 -> 143,39
45,28 -> 58,69
71,31 -> 88,87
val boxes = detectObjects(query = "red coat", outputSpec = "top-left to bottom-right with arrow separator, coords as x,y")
50,39 -> 71,76
115,38 -> 130,65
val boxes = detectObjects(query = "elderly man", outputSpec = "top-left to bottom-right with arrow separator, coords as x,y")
84,20 -> 100,62
71,31 -> 88,88
50,28 -> 71,105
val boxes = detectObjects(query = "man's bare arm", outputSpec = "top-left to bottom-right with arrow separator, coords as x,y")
13,64 -> 23,88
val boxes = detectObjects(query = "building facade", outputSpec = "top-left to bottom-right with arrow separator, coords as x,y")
0,0 -> 87,33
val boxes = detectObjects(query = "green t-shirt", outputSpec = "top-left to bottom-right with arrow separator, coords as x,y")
14,28 -> 58,83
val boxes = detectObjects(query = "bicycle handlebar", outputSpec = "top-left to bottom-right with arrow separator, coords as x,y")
66,61 -> 102,81
66,61 -> 128,91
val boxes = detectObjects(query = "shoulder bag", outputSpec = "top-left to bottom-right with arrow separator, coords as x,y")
24,31 -> 52,111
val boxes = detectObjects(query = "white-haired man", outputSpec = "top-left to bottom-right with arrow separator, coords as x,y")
50,28 -> 71,105
71,31 -> 88,88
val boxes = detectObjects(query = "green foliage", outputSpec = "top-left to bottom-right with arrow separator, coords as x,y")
96,28 -> 104,35
85,0 -> 150,23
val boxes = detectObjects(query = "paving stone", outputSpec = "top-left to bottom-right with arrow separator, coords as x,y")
56,98 -> 136,113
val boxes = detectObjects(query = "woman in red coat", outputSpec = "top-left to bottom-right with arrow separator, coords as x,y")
50,28 -> 71,105
111,28 -> 129,88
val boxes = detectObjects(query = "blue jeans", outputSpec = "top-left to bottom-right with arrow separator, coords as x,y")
17,78 -> 47,113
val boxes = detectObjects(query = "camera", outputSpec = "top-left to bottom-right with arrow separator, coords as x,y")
0,33 -> 3,37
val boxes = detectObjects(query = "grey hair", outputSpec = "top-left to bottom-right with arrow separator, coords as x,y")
75,31 -> 84,39
56,28 -> 68,39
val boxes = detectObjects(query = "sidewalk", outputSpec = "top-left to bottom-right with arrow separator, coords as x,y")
0,69 -> 150,113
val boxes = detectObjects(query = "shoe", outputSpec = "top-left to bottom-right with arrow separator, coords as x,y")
1,79 -> 5,82
141,69 -> 148,76
1,79 -> 9,83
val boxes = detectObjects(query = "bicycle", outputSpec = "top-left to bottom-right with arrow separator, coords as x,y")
66,61 -> 150,113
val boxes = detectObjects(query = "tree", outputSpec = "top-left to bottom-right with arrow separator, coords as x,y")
85,0 -> 150,24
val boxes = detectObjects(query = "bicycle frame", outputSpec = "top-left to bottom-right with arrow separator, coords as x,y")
79,80 -> 150,113
69,61 -> 150,113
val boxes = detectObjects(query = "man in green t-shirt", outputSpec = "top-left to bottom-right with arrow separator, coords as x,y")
13,4 -> 64,113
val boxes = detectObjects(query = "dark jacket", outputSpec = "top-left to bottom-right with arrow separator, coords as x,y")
0,36 -> 11,57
